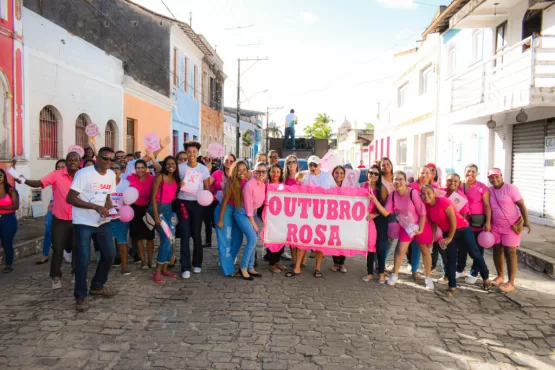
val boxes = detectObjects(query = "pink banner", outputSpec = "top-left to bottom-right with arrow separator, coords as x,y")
262,184 -> 370,257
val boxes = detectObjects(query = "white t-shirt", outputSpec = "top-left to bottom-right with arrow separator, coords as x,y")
285,113 -> 297,128
70,166 -> 117,227
301,170 -> 336,189
110,178 -> 130,210
178,162 -> 211,201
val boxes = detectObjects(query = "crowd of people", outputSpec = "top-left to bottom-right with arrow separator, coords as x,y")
0,136 -> 532,311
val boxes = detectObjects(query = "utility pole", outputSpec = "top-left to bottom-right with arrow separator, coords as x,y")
235,57 -> 268,158
266,106 -> 283,153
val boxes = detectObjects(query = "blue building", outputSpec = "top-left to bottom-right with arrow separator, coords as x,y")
224,107 -> 264,158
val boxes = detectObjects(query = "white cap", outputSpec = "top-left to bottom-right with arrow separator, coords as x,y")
307,155 -> 320,165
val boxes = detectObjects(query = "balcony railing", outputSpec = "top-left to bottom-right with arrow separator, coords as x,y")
450,36 -> 555,113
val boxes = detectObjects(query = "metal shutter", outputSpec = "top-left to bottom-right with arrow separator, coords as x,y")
512,121 -> 546,218
545,121 -> 555,220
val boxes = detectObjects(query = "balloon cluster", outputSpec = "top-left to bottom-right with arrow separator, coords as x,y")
119,187 -> 139,222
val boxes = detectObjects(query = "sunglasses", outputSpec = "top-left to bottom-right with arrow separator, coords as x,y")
309,163 -> 318,168
269,156 -> 278,159
111,167 -> 121,171
177,157 -> 187,162
224,160 -> 235,164
393,178 -> 405,182
287,161 -> 297,165
368,171 -> 380,176
255,170 -> 268,175
101,156 -> 115,162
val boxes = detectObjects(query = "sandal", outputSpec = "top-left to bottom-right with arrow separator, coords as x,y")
362,275 -> 374,282
412,272 -> 424,281
248,271 -> 262,278
499,282 -> 515,293
285,270 -> 300,278
152,272 -> 164,284
331,264 -> 339,272
275,263 -> 287,271
446,288 -> 457,297
36,257 -> 49,265
339,266 -> 347,273
269,265 -> 281,273
162,271 -> 177,278
482,280 -> 492,291
313,270 -> 323,279
378,275 -> 386,284
492,276 -> 504,286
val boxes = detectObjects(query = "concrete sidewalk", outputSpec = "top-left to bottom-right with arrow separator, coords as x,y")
1,216 -> 554,279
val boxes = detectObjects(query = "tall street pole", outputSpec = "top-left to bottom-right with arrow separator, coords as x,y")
235,57 -> 268,158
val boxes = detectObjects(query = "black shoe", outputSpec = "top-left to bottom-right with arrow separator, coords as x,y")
239,269 -> 253,281
3,266 -> 13,273
202,242 -> 212,248
113,258 -> 122,267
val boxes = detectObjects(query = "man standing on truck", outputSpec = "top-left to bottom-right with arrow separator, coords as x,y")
284,109 -> 297,150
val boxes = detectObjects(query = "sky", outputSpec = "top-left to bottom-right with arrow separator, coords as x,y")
132,0 -> 450,133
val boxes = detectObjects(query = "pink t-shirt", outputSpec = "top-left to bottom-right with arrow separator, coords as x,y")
385,188 -> 426,224
409,181 -> 439,192
489,183 -> 522,227
0,193 -> 14,215
227,179 -> 248,206
284,177 -> 297,186
382,179 -> 395,194
243,177 -> 266,216
127,173 -> 155,206
211,170 -> 227,194
426,196 -> 468,232
459,180 -> 488,215
156,178 -> 178,204
40,168 -> 73,220
443,189 -> 470,215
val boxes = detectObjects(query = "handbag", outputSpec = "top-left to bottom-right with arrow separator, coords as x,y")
491,188 -> 524,235
463,183 -> 486,228
144,177 -> 164,230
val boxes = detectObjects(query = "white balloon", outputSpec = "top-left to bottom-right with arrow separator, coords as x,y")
122,187 -> 139,205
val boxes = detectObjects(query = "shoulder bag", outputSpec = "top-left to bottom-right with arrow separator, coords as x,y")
463,183 -> 486,228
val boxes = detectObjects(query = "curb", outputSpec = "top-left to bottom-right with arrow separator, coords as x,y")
0,237 -> 44,265
516,246 -> 555,279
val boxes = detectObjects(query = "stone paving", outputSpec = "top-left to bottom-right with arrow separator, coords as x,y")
0,240 -> 554,370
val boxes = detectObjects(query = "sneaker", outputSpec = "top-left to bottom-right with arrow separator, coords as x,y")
425,277 -> 435,290
182,271 -> 191,279
456,271 -> 466,279
282,251 -> 292,260
71,274 -> 75,284
150,263 -> 156,269
387,273 -> 398,286
193,267 -> 201,274
141,264 -> 149,270
466,275 -> 478,284
122,268 -> 131,276
406,264 -> 413,273
437,276 -> 449,285
52,277 -> 62,290
76,299 -> 89,312
133,256 -> 142,264
89,286 -> 117,298
112,258 -> 122,267
63,250 -> 72,263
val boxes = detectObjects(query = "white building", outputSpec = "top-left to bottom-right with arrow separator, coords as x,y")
429,0 -> 555,225
374,32 -> 440,176
223,118 -> 236,156
337,118 -> 373,166
22,8 -> 124,217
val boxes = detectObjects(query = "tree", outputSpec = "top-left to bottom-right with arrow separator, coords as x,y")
364,122 -> 374,130
304,113 -> 334,139
266,126 -> 283,138
242,131 -> 253,147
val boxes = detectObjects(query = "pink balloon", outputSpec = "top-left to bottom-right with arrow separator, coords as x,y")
388,223 -> 400,239
477,231 -> 495,249
434,227 -> 443,243
197,190 -> 214,207
119,205 -> 135,222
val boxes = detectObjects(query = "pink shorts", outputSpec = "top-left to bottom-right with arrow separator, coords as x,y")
398,222 -> 433,245
491,224 -> 521,247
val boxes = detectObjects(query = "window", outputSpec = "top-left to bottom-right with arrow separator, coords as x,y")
495,22 -> 507,66
194,65 -> 198,99
0,72 -> 9,159
183,56 -> 189,92
0,0 -> 7,20
126,118 -> 135,153
202,71 -> 208,104
397,139 -> 407,165
39,106 -> 60,159
398,83 -> 409,107
447,45 -> 456,77
173,130 -> 179,155
472,30 -> 483,63
193,135 -> 197,141
105,120 -> 117,149
424,133 -> 435,164
202,133 -> 207,155
173,48 -> 178,86
420,65 -> 433,95
75,113 -> 90,149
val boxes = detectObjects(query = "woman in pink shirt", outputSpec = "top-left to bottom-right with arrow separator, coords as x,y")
458,164 -> 492,284
216,159 -> 247,277
370,170 -> 434,289
127,159 -> 155,269
331,166 -> 349,273
266,163 -> 288,273
0,169 -> 19,273
282,155 -> 305,266
421,185 -> 491,296
361,165 -> 381,283
150,156 -> 182,284
379,157 -> 395,194
487,168 -> 531,292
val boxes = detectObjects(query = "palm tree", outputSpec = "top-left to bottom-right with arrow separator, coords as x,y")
266,127 -> 283,138
242,131 -> 253,147
315,113 -> 333,126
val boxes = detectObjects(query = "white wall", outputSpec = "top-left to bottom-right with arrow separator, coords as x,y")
23,8 -> 124,216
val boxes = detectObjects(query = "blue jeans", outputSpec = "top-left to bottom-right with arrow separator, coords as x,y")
153,203 -> 174,264
441,226 -> 489,288
0,213 -> 17,265
73,223 -> 115,300
374,215 -> 392,274
233,207 -> 258,270
42,210 -> 53,257
284,127 -> 295,149
399,239 -> 421,272
215,204 -> 243,276
178,200 -> 204,272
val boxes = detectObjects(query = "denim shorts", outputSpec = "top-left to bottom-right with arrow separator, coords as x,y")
110,220 -> 129,244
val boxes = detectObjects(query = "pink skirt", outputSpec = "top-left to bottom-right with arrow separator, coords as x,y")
398,221 -> 433,245
368,219 -> 377,252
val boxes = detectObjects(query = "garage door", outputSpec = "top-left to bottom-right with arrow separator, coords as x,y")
545,122 -> 555,220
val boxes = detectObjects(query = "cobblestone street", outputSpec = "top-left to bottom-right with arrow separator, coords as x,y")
0,240 -> 554,370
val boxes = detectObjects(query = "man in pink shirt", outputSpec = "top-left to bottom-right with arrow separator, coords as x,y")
18,152 -> 80,290
233,162 -> 267,280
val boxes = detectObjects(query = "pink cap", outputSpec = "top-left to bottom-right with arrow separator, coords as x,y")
487,168 -> 503,177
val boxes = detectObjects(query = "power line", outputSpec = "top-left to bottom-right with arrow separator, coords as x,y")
160,0 -> 177,19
